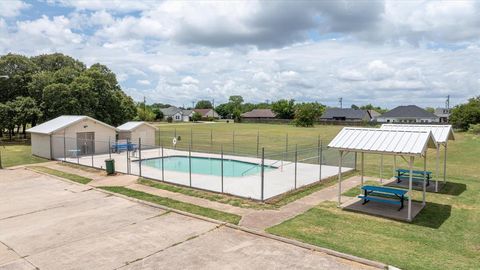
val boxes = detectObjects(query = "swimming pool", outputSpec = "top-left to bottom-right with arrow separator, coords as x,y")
141,155 -> 275,177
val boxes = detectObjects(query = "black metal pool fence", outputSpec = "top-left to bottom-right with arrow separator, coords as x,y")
50,134 -> 355,201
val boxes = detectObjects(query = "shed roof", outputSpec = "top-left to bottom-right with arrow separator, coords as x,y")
328,127 -> 437,156
379,105 -> 438,118
117,121 -> 158,131
241,109 -> 276,118
380,124 -> 454,144
320,108 -> 369,119
26,115 -> 116,135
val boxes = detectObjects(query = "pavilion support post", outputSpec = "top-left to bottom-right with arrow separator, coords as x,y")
423,153 -> 427,206
361,152 -> 364,186
337,151 -> 344,207
380,154 -> 384,183
435,144 -> 440,192
443,142 -> 448,185
408,156 -> 414,222
393,155 -> 397,177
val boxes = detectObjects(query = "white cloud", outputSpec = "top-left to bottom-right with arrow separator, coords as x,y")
137,79 -> 151,85
181,76 -> 199,85
1,0 -> 479,108
0,0 -> 29,17
52,0 -> 155,12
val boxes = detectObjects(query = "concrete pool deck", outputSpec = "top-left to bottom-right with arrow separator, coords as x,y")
0,168 -> 381,270
63,148 -> 353,200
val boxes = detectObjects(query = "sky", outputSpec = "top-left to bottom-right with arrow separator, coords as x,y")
0,0 -> 479,108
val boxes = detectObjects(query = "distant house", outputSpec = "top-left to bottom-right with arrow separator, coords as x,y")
377,105 -> 439,123
435,108 -> 451,123
320,108 -> 373,121
160,106 -> 193,122
193,109 -> 219,119
241,109 -> 276,120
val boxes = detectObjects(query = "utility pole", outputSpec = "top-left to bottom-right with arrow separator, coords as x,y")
446,95 -> 450,110
143,96 -> 146,118
192,100 -> 195,109
339,97 -> 343,108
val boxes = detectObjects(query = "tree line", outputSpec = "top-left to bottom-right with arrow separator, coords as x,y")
0,53 -> 136,140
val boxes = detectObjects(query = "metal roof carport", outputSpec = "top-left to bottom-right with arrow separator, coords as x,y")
381,124 -> 454,192
328,127 -> 437,221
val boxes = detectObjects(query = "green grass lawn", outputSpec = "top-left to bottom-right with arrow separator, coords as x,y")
29,166 -> 93,184
99,186 -> 241,224
267,132 -> 480,270
1,144 -> 48,168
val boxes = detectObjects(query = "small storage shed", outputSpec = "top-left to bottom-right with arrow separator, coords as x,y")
27,115 -> 117,159
117,121 -> 157,146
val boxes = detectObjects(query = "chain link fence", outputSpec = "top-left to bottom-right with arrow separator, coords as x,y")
51,132 -> 355,201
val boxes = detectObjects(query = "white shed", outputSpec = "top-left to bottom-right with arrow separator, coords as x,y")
117,121 -> 158,146
26,115 -> 117,159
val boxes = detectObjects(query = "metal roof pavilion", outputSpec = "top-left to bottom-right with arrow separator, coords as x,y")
329,127 -> 437,221
380,124 -> 454,144
380,124 -> 453,192
328,127 -> 437,157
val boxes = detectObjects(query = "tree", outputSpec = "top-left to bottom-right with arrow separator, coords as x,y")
450,96 -> 480,130
0,101 -> 16,140
359,104 -> 387,114
135,106 -> 155,121
31,53 -> 85,73
42,83 -> 80,119
351,104 -> 359,109
195,100 -> 213,109
11,96 -> 42,137
191,112 -> 202,122
215,103 -> 230,118
272,99 -> 295,119
0,53 -> 38,102
425,107 -> 435,113
294,102 -> 325,127
151,107 -> 164,121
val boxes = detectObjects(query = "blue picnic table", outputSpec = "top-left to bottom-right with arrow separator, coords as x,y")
358,185 -> 408,210
111,143 -> 137,153
396,169 -> 432,186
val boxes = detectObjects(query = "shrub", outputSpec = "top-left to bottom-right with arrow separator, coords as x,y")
167,116 -> 173,123
468,124 -> 480,134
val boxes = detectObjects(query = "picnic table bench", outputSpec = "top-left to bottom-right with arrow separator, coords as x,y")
396,169 -> 432,186
111,143 -> 137,153
358,185 -> 408,210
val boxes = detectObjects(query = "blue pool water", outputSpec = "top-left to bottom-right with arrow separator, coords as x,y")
141,155 -> 275,177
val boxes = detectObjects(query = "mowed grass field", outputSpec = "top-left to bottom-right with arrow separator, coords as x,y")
1,144 -> 47,168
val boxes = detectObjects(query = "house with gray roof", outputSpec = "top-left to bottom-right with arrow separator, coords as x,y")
320,108 -> 373,121
377,105 -> 439,123
160,106 -> 193,122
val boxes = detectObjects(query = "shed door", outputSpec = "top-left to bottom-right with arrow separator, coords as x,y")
77,132 -> 95,155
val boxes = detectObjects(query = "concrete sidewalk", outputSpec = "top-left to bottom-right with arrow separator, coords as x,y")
0,168 -> 379,270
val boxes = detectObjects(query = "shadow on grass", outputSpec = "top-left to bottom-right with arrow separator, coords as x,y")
437,182 -> 467,196
413,202 -> 452,229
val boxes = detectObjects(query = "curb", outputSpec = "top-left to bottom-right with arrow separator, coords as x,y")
24,166 -> 388,269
